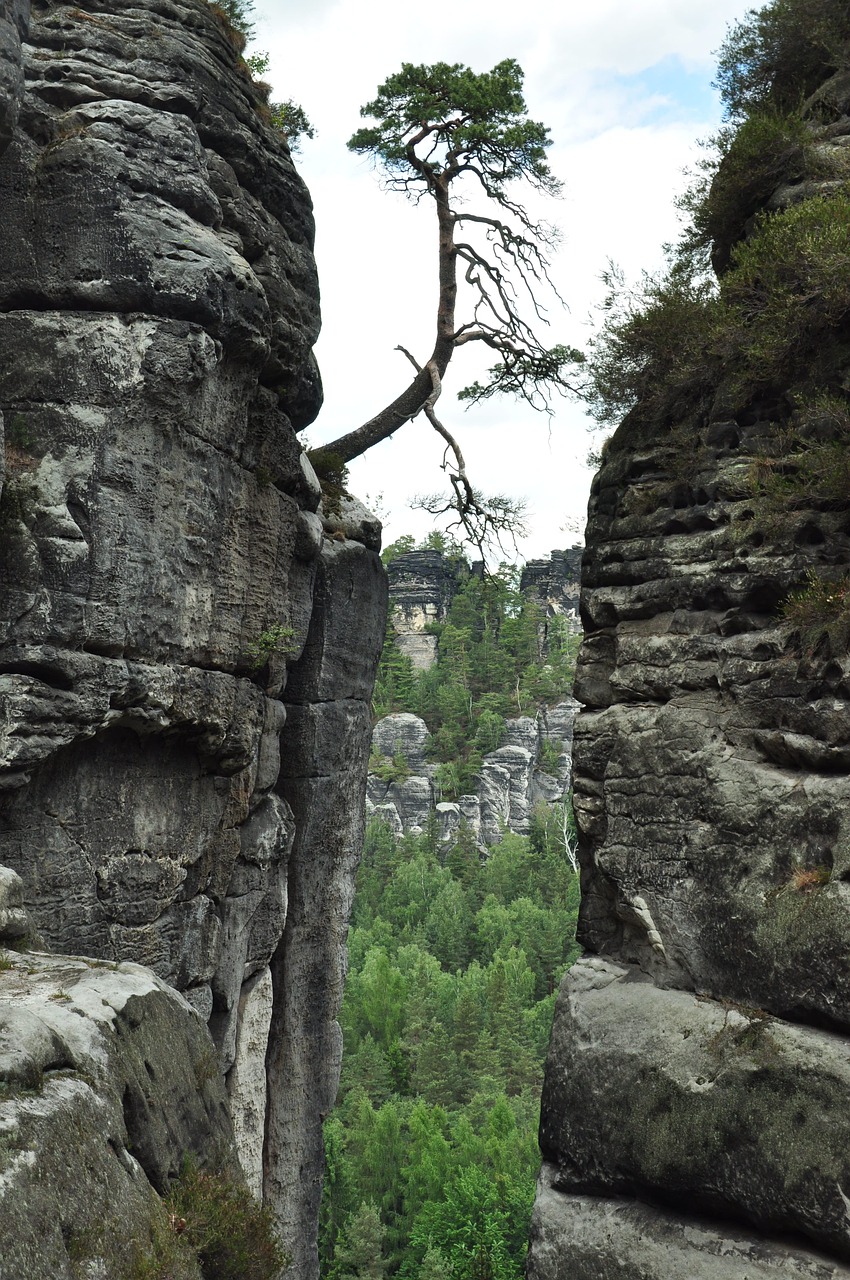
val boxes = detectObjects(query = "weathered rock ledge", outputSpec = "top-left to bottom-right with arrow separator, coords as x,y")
0,947 -> 235,1280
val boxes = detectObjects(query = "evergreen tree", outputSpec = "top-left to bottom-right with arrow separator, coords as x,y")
335,1202 -> 389,1280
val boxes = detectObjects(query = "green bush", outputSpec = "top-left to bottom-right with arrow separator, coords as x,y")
369,749 -> 411,785
747,393 -> 850,528
307,448 -> 350,509
683,109 -> 813,272
585,261 -> 719,426
721,188 -> 850,381
244,622 -> 293,672
587,188 -> 850,428
165,1161 -> 287,1280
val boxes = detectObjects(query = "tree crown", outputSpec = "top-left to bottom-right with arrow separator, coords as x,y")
348,60 -> 560,200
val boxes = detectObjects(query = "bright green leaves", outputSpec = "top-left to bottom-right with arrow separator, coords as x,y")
347,59 -> 559,197
321,815 -> 580,1278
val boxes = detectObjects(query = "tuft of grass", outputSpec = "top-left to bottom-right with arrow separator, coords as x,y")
781,569 -> 850,653
784,864 -> 831,893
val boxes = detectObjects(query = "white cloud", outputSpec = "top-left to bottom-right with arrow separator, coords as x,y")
254,0 -> 766,560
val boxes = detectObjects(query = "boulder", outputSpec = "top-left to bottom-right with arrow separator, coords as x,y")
528,1165 -> 850,1280
0,949 -> 234,1279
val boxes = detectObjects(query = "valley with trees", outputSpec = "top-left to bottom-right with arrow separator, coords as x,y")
319,541 -> 582,1278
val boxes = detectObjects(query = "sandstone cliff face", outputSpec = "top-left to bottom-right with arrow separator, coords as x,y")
529,57 -> 850,1280
0,3 -> 386,1275
385,548 -> 464,670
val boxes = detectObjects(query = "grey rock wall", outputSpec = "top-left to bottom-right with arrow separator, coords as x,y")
530,62 -> 850,1280
0,3 -> 386,1276
385,548 -> 465,670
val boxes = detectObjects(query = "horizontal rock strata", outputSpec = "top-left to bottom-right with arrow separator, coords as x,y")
531,56 -> 850,1280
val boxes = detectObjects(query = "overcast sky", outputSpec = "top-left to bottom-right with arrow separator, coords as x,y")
253,0 -> 761,562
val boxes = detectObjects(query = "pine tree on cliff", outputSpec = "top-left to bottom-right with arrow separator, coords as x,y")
315,60 -> 584,555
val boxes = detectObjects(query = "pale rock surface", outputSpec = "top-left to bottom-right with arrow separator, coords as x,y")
0,865 -> 29,942
372,712 -> 431,774
0,950 -> 233,1278
529,1165 -> 850,1280
227,964 -> 273,1199
541,958 -> 850,1262
367,701 -> 578,846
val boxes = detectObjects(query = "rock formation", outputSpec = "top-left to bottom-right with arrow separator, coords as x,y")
0,2 -> 386,1276
520,547 -> 582,649
385,548 -> 466,670
367,701 -> 578,847
529,38 -> 850,1280
369,549 -> 579,846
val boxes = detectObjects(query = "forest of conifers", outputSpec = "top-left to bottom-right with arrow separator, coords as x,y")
319,551 -> 581,1279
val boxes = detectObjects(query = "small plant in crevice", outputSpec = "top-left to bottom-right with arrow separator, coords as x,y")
4,412 -> 39,475
307,448 -> 350,513
243,622 -> 293,672
742,392 -> 850,541
781,568 -> 850,653
368,749 -> 411,786
537,738 -> 562,778
782,863 -> 831,893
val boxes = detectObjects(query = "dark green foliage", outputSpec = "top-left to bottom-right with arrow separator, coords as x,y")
320,820 -> 580,1277
722,190 -> 850,380
211,0 -> 255,41
713,0 -> 850,122
369,749 -> 411,785
127,1161 -> 286,1280
781,569 -> 850,653
348,60 -> 560,198
683,109 -> 813,271
308,448 -> 350,510
267,99 -> 316,151
381,535 -> 417,566
583,260 -> 719,427
587,1 -> 850,434
748,393 -> 850,530
587,186 -> 850,430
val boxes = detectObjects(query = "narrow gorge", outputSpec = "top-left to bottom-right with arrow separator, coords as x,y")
3,1 -> 850,1278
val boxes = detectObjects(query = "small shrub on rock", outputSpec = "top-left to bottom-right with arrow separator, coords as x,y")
165,1161 -> 287,1280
